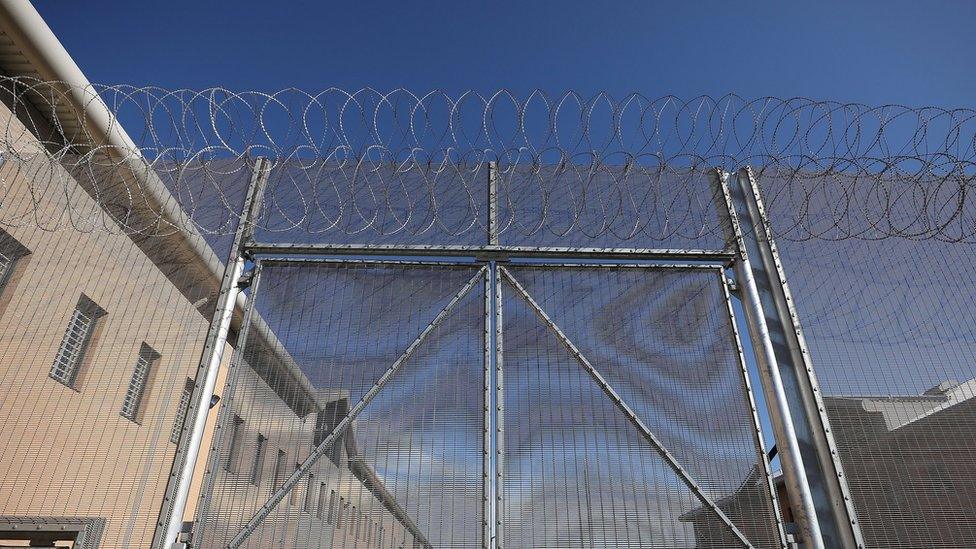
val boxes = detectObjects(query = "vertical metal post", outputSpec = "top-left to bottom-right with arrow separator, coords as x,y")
487,159 -> 502,547
482,262 -> 493,549
488,161 -> 499,246
155,157 -> 271,549
493,260 -> 505,549
711,168 -> 825,549
719,270 -> 789,549
192,261 -> 264,545
731,167 -> 863,548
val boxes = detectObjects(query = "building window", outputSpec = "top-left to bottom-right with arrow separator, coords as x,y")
250,433 -> 267,486
170,378 -> 195,443
289,463 -> 300,505
50,295 -> 104,388
225,415 -> 244,472
316,482 -> 327,519
337,497 -> 345,528
271,449 -> 287,493
326,489 -> 337,524
0,229 -> 29,298
120,343 -> 160,422
303,473 -> 315,513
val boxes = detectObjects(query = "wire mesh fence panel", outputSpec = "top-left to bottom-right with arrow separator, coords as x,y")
194,262 -> 485,549
250,161 -> 727,251
757,167 -> 976,549
499,265 -> 782,548
494,165 -> 726,250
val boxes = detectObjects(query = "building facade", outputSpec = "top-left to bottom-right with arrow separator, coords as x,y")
0,6 -> 426,547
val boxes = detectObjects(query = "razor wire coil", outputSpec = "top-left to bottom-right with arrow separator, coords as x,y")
0,77 -> 973,243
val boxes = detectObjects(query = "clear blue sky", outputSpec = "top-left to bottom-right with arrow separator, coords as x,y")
36,1 -> 976,108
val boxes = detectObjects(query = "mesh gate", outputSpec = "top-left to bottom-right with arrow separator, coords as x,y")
188,253 -> 786,548
499,265 -> 781,548
195,262 -> 486,548
178,154 -> 789,548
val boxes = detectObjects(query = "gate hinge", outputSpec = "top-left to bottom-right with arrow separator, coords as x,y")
725,276 -> 739,293
238,269 -> 255,289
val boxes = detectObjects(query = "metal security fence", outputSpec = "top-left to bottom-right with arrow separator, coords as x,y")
195,261 -> 486,549
498,264 -> 781,548
0,78 -> 973,549
757,170 -> 976,548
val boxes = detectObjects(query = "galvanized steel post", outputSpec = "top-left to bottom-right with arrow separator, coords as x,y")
713,167 -> 863,548
157,157 -> 271,549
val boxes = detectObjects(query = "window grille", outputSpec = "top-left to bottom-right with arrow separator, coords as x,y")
316,482 -> 327,519
271,449 -> 287,492
0,228 -> 28,297
302,473 -> 315,512
50,295 -> 104,388
170,378 -> 194,443
120,343 -> 159,421
225,415 -> 244,472
250,434 -> 267,486
327,489 -> 337,524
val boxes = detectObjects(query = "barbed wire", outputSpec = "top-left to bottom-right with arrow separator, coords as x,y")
0,77 -> 973,243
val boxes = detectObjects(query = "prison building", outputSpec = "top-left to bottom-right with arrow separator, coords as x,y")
0,96 -> 228,548
0,18 -> 423,549
678,466 -> 782,547
682,379 -> 976,547
820,380 -> 976,548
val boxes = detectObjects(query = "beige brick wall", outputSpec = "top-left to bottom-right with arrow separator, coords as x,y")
0,100 -> 228,548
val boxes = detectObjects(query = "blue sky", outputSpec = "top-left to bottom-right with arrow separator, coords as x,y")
37,1 -> 976,108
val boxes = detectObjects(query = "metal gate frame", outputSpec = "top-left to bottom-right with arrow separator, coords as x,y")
156,159 -> 864,549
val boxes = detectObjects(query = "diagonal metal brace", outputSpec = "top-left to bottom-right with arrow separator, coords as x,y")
499,265 -> 754,549
227,266 -> 487,548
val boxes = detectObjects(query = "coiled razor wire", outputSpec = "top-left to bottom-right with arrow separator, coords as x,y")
0,77 -> 973,243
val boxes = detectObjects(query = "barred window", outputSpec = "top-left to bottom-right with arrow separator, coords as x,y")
250,433 -> 267,486
271,449 -> 287,492
326,489 -> 337,524
120,343 -> 159,422
50,295 -> 104,388
289,463 -> 300,505
316,482 -> 327,519
303,473 -> 315,513
225,415 -> 244,472
170,378 -> 194,443
0,228 -> 29,298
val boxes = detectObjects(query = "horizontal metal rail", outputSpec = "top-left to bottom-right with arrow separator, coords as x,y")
505,262 -> 726,270
245,242 -> 734,262
257,257 -> 477,267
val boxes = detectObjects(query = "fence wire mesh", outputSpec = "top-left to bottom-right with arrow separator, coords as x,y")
195,263 -> 485,549
500,266 -> 780,548
0,77 -> 973,549
760,171 -> 976,548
